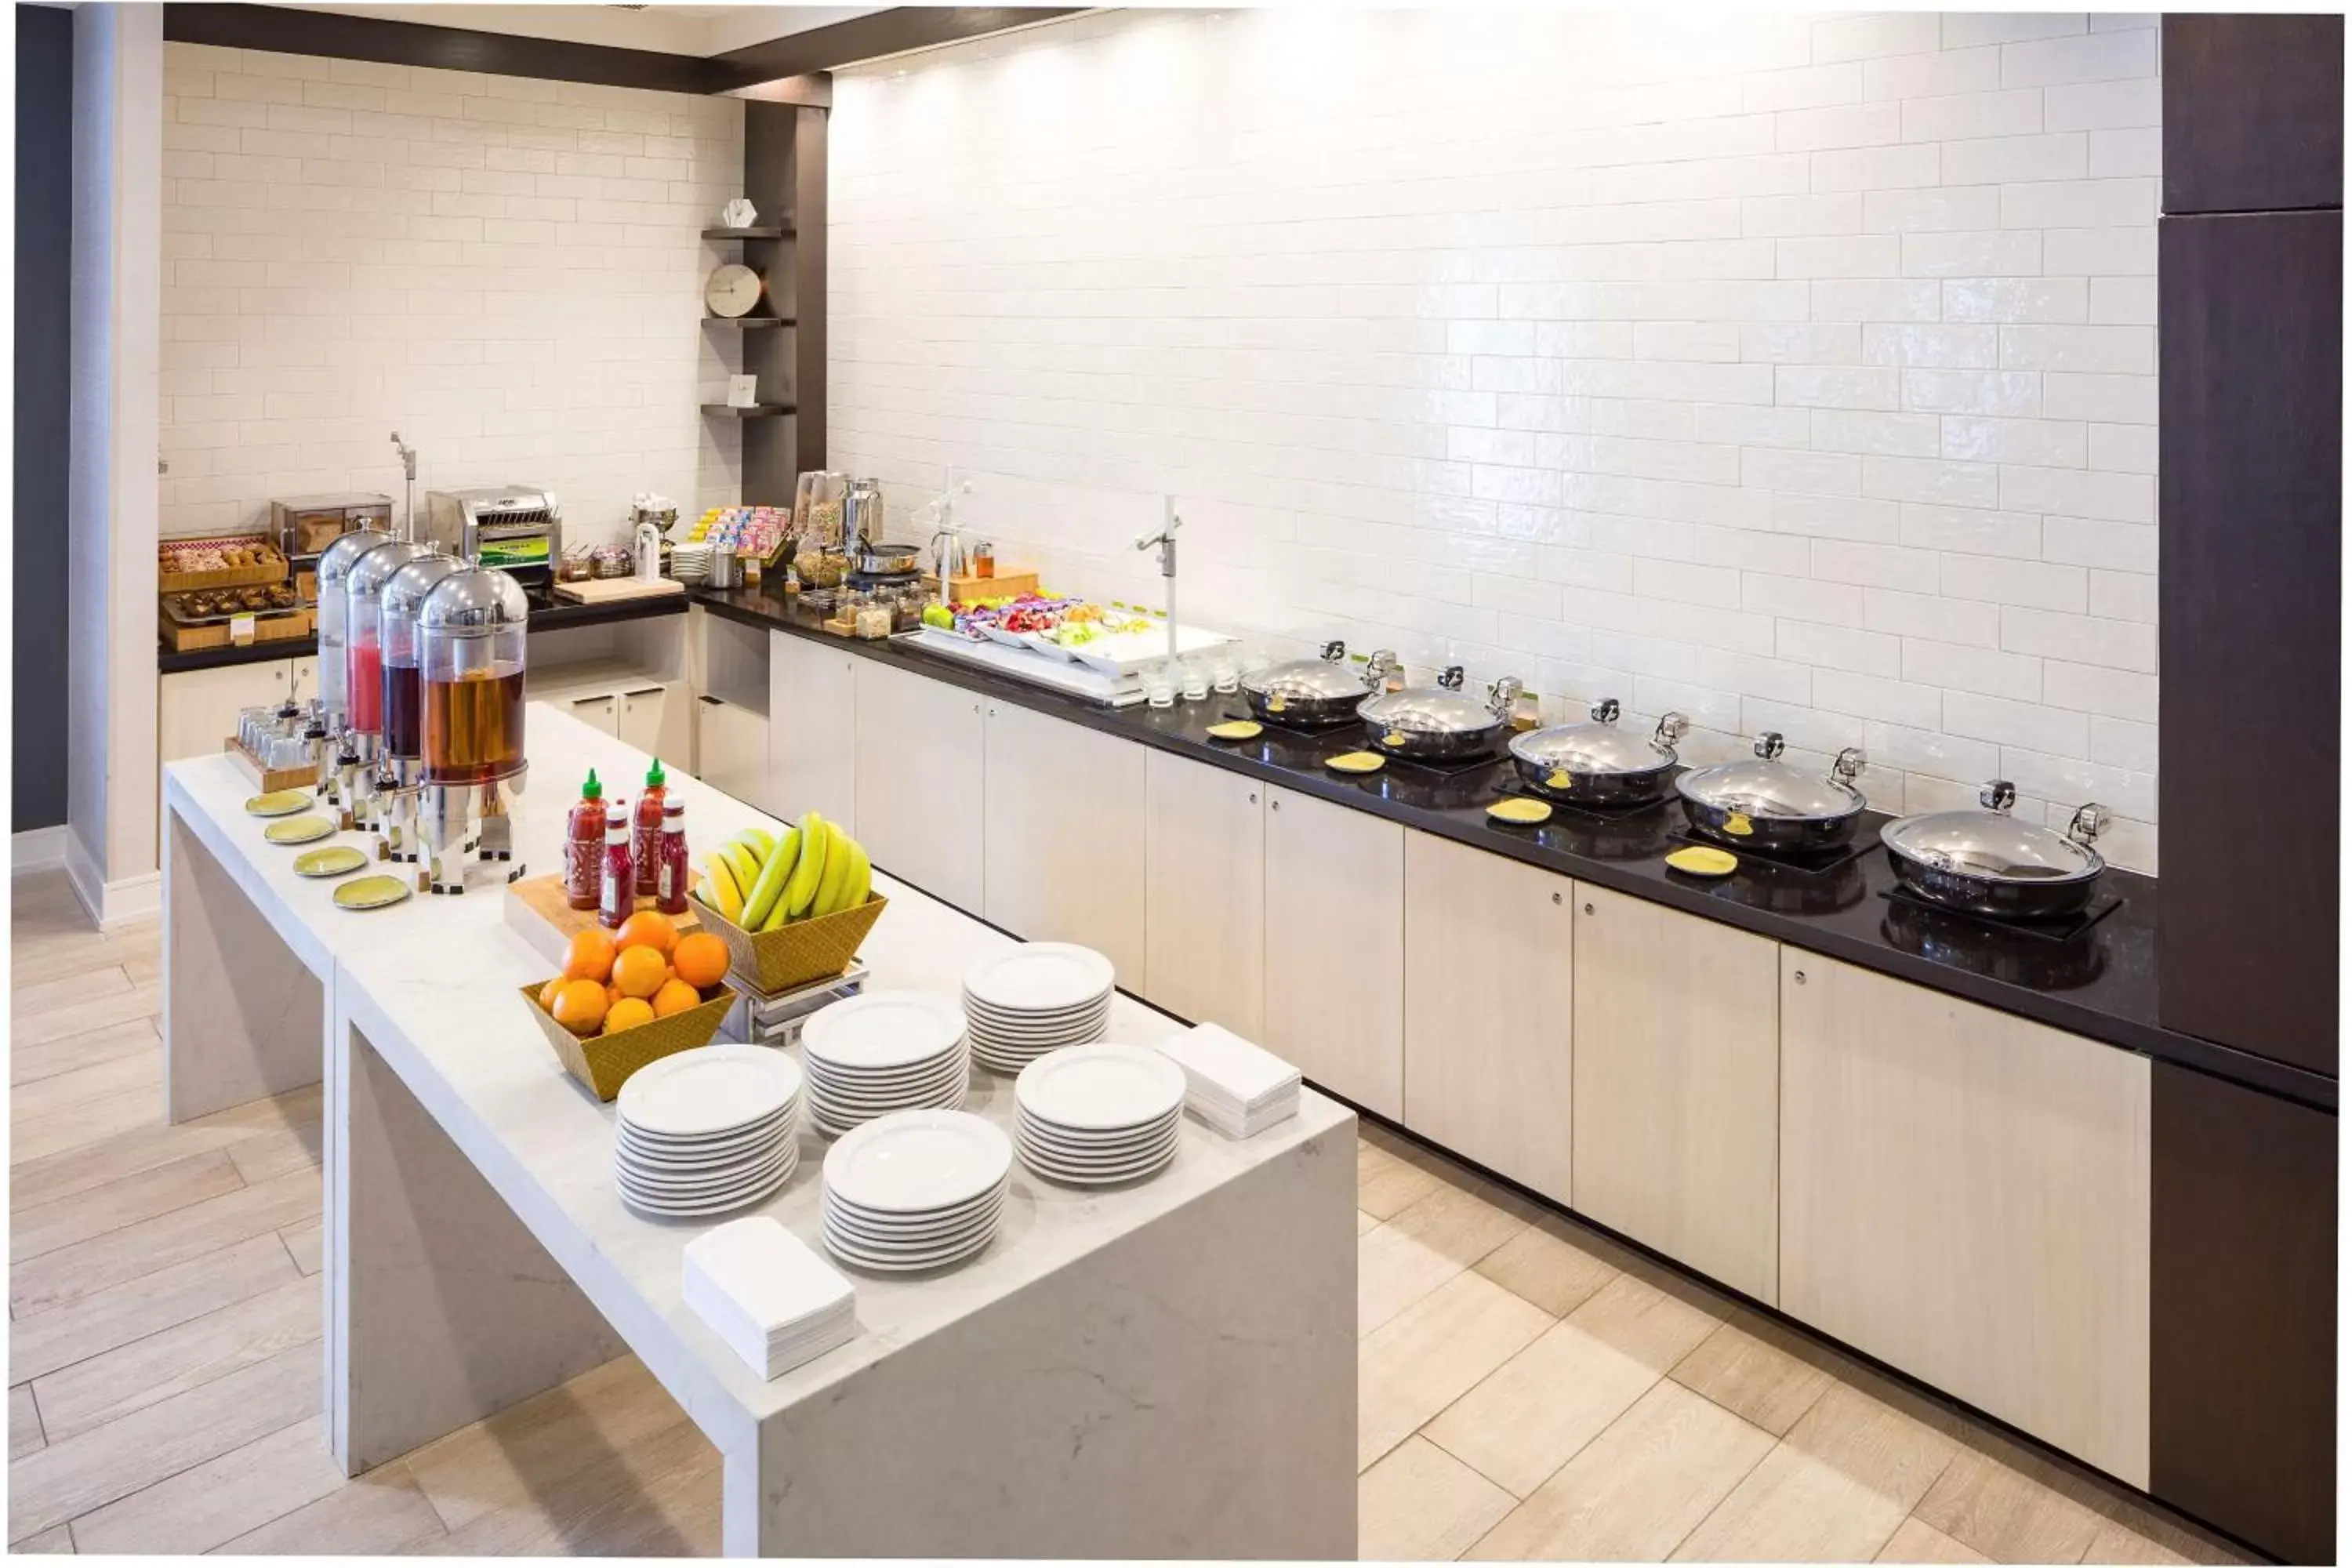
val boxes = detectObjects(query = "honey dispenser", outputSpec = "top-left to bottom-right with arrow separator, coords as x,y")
415,564 -> 531,893
312,527 -> 392,802
375,550 -> 463,862
342,539 -> 430,836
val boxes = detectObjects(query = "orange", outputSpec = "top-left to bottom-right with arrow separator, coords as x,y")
614,909 -> 677,956
539,977 -> 564,1012
564,927 -> 616,984
608,982 -> 626,1009
651,977 -> 701,1018
671,931 -> 729,989
603,996 -> 655,1035
612,945 -> 670,1000
549,978 -> 608,1037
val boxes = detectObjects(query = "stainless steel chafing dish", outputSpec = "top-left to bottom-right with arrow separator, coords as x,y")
1675,731 -> 1868,855
1359,666 -> 1521,762
1881,780 -> 2109,919
1508,699 -> 1687,808
1240,641 -> 1399,728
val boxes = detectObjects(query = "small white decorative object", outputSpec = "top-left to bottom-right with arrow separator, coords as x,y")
705,263 -> 763,319
727,374 -> 760,409
720,197 -> 758,229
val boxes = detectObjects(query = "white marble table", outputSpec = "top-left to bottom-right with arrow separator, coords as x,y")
161,703 -> 1357,1557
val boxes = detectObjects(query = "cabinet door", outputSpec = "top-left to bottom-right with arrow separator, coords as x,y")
851,661 -> 983,911
1572,883 -> 1779,1303
769,633 -> 858,833
158,660 -> 291,764
1261,785 -> 1403,1118
981,702 -> 1147,980
569,692 -> 617,736
695,696 -> 771,810
1142,750 -> 1265,1040
1780,952 -> 2151,1484
1404,834 -> 1573,1207
616,685 -> 666,756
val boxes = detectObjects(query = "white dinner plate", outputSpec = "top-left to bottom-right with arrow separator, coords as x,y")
965,1019 -> 1110,1047
821,1109 -> 1011,1214
962,1000 -> 1112,1032
807,1057 -> 968,1103
619,1163 -> 793,1217
804,1047 -> 967,1087
961,989 -> 1112,1019
1015,1115 -> 1180,1160
1018,1141 -> 1178,1185
1014,1044 -> 1186,1133
617,1105 -> 796,1159
823,1216 -> 997,1260
618,1162 -> 797,1207
824,1193 -> 1004,1247
821,1224 -> 996,1272
822,1174 -> 1005,1229
616,1142 -> 795,1189
619,1046 -> 803,1139
961,944 -> 1116,1014
1017,1120 -> 1179,1164
801,991 -> 967,1072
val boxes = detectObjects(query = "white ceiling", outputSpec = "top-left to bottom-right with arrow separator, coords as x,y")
287,4 -> 887,58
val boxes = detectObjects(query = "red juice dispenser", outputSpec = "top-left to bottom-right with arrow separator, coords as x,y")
312,527 -> 390,803
415,565 -> 531,894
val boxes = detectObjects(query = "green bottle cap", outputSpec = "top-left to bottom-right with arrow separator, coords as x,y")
581,768 -> 602,800
646,757 -> 666,788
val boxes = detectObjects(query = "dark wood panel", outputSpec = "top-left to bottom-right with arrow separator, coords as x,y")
2157,209 -> 2342,1075
739,100 -> 808,506
2151,1063 -> 2336,1563
162,3 -> 727,94
15,4 -> 72,833
711,9 -> 1081,90
2162,15 -> 2344,216
793,106 -> 828,479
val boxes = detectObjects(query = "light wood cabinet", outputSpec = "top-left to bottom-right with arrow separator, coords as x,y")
158,660 -> 292,764
1142,750 -> 1265,1040
567,692 -> 617,736
768,632 -> 858,834
695,695 -> 772,813
1779,952 -> 2151,1485
1571,883 -> 1780,1303
979,702 -> 1147,980
615,685 -> 671,759
1261,785 -> 1403,1118
852,660 -> 983,912
1403,834 -> 1574,1207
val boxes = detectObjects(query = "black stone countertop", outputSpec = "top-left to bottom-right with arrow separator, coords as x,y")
695,584 -> 2335,1114
158,590 -> 688,676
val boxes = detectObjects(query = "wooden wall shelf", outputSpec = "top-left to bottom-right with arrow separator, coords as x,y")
702,226 -> 793,241
701,403 -> 796,418
702,315 -> 793,328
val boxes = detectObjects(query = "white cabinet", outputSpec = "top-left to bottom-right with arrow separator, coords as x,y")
769,632 -> 858,833
158,660 -> 292,764
289,655 -> 318,705
567,692 -> 618,736
695,695 -> 772,811
1779,953 -> 2151,1485
616,685 -> 670,757
1261,785 -> 1404,1119
852,660 -> 983,912
1143,750 -> 1265,1040
1571,883 -> 1780,1303
980,702 -> 1148,980
1403,835 -> 1574,1207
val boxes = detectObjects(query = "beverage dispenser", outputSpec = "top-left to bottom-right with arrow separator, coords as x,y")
343,539 -> 430,832
374,550 -> 463,862
312,527 -> 391,800
415,565 -> 531,893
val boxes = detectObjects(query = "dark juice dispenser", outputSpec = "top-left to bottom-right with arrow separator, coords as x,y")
376,550 -> 462,862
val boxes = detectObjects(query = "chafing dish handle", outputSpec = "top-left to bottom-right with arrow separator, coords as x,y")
1754,731 -> 1786,760
2068,802 -> 2111,846
1592,697 -> 1622,724
1319,639 -> 1348,663
1438,665 -> 1465,691
1980,779 -> 2018,814
1830,747 -> 1867,785
1654,711 -> 1690,746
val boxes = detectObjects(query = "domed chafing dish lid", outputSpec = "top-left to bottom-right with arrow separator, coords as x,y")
1359,666 -> 1519,736
382,552 -> 464,623
317,527 -> 393,590
419,566 -> 529,634
1676,731 -> 1868,821
1881,782 -> 2108,884
1509,699 -> 1686,775
347,539 -> 430,602
1241,640 -> 1391,702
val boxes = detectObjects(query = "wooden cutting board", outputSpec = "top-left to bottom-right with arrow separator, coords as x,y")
554,576 -> 688,604
504,873 -> 699,968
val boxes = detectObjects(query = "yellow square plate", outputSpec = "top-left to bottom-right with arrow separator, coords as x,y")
263,815 -> 336,845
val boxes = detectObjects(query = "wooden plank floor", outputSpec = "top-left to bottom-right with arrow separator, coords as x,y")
6,869 -> 2257,1559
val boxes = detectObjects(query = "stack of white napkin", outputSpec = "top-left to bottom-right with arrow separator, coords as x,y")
683,1217 -> 856,1379
1156,1022 -> 1301,1139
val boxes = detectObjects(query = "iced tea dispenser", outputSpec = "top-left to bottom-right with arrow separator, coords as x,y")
415,566 -> 531,893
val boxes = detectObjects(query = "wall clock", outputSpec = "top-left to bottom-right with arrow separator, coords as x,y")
705,263 -> 764,319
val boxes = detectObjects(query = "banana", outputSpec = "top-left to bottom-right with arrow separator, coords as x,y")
740,824 -> 799,928
716,840 -> 762,895
780,811 -> 829,921
840,838 -> 872,912
731,827 -> 776,863
702,852 -> 744,921
812,821 -> 857,916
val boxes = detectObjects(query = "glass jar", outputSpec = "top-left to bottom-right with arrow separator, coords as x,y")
313,528 -> 392,729
379,552 -> 463,762
417,567 -> 530,786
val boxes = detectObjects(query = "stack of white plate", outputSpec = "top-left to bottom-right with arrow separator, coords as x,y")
670,542 -> 713,584
1014,1044 -> 1185,1185
799,990 -> 969,1137
820,1109 -> 1012,1272
615,1046 -> 804,1218
963,943 -> 1114,1073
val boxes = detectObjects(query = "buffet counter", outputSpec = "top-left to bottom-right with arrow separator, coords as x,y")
157,703 -> 1356,1557
692,586 -> 2327,1113
157,590 -> 688,675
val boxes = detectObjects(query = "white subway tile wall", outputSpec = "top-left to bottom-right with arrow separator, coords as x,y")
158,44 -> 745,551
826,9 -> 2161,870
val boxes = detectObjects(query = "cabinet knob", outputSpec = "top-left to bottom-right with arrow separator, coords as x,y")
1270,799 -> 1281,811
1793,970 -> 1807,985
1247,792 -> 1257,804
1552,891 -> 1562,906
1582,901 -> 1594,916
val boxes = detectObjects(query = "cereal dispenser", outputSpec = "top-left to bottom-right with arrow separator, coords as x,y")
415,565 -> 531,893
312,527 -> 391,801
373,550 -> 463,862
342,539 -> 430,833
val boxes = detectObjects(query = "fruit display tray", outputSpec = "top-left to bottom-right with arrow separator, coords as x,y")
684,891 -> 887,995
519,980 -> 737,1102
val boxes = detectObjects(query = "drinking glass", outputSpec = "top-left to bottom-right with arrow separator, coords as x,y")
1180,655 -> 1210,702
1210,652 -> 1240,695
1144,660 -> 1178,708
